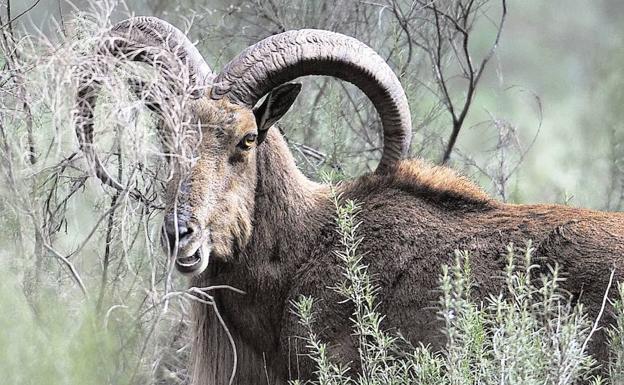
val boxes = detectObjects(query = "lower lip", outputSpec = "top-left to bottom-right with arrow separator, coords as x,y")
175,250 -> 203,274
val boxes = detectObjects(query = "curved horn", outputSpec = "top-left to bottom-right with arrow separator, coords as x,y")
75,17 -> 212,190
211,29 -> 411,173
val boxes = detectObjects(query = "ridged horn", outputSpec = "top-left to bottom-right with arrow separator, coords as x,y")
75,16 -> 212,190
211,29 -> 411,173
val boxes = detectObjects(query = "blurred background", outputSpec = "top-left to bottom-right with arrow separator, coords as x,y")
0,0 -> 622,384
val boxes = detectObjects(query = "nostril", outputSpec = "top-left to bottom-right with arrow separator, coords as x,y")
179,224 -> 193,238
163,218 -> 199,253
164,219 -> 189,244
174,224 -> 189,239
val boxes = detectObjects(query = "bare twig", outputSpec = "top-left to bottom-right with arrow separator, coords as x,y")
44,243 -> 89,298
0,0 -> 42,30
421,0 -> 508,164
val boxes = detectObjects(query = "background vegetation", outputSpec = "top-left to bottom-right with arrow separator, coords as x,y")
0,0 -> 622,384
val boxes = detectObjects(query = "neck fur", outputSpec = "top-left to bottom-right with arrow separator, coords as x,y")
246,127 -> 329,273
256,128 -> 322,222
189,127 -> 329,384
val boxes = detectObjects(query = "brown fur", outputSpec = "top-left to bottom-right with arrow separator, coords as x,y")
181,115 -> 624,384
165,99 -> 259,259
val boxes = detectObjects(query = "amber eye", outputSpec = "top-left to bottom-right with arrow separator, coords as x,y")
239,133 -> 257,150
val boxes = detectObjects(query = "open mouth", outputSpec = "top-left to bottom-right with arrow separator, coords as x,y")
175,245 -> 210,276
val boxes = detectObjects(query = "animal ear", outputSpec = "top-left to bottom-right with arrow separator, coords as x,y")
253,82 -> 301,142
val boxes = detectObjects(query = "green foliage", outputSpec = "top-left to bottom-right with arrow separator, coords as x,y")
607,284 -> 624,383
0,266 -> 132,385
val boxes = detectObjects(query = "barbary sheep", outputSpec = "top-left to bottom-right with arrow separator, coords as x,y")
75,17 -> 624,385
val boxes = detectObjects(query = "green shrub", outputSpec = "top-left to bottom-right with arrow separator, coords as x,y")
0,266 -> 133,385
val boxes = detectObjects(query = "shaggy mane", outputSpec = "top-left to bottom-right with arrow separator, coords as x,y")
349,159 -> 493,209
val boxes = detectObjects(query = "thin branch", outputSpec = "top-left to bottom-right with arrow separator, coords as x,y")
441,0 -> 507,164
44,243 -> 89,298
0,0 -> 42,30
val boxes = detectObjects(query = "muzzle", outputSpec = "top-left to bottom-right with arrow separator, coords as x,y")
162,213 -> 210,275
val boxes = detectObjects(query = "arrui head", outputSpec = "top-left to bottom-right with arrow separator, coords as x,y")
158,87 -> 301,275
75,17 -> 412,276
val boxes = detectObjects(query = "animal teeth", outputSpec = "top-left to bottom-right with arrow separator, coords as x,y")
177,252 -> 201,267
177,259 -> 199,267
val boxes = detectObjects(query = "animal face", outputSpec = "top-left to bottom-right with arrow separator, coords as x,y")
77,19 -> 412,278
161,84 -> 301,275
